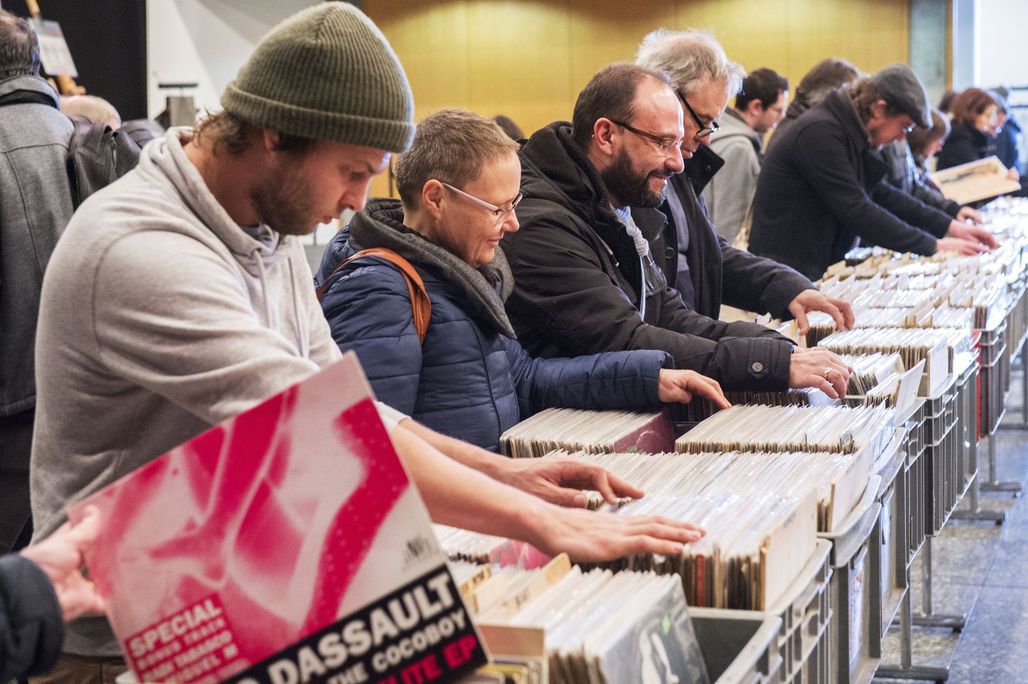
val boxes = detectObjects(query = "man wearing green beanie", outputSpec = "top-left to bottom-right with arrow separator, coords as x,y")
30,5 -> 699,678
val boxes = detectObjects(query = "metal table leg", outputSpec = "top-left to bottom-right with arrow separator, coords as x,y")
979,433 -> 1023,495
912,538 -> 965,632
876,547 -> 951,682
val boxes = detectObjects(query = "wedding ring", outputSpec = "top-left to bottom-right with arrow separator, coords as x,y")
823,367 -> 833,379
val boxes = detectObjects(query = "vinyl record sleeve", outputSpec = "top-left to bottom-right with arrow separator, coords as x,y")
70,353 -> 486,684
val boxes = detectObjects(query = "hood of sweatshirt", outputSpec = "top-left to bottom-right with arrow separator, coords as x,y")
343,198 -> 516,337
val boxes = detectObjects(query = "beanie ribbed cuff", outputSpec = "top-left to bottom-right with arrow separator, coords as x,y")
222,85 -> 414,153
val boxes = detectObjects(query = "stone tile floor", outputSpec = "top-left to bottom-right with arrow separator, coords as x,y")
876,369 -> 1028,683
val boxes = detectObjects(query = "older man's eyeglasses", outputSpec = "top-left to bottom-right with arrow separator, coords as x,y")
441,182 -> 523,224
606,119 -> 684,155
678,93 -> 720,139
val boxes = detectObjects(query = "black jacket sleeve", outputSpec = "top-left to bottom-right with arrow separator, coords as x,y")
793,123 -> 939,255
717,236 -> 815,318
911,178 -> 960,216
870,180 -> 952,239
505,216 -> 794,391
0,555 -> 63,681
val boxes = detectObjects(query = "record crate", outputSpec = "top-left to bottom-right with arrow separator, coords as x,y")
691,610 -> 783,684
693,539 -> 834,684
921,372 -> 960,536
895,398 -> 927,566
871,427 -> 910,656
819,472 -> 884,684
977,315 -> 1009,437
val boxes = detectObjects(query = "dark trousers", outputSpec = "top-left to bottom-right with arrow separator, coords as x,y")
0,410 -> 34,554
28,653 -> 128,684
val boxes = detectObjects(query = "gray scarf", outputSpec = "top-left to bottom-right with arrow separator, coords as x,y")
348,198 -> 516,337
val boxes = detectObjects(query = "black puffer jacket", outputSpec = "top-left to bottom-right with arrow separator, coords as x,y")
657,145 -> 814,321
0,554 -> 63,680
881,140 -> 960,216
750,90 -> 951,280
504,122 -> 794,391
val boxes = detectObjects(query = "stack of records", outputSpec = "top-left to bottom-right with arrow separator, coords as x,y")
683,387 -> 825,422
675,403 -> 893,455
838,352 -> 906,395
499,408 -> 674,458
471,556 -> 709,684
819,328 -> 956,394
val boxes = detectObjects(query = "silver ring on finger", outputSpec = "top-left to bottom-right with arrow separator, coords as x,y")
823,367 -> 833,379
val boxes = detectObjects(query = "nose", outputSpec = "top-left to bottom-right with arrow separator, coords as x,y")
502,210 -> 520,233
666,144 -> 685,174
341,178 -> 373,213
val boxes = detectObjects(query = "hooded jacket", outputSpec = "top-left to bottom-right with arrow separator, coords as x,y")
30,129 -> 342,656
657,145 -> 814,321
316,199 -> 670,451
504,122 -> 793,391
700,108 -> 762,242
750,90 -> 952,280
0,75 -> 74,416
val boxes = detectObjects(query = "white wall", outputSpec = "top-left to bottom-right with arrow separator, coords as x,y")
976,0 -> 1028,88
146,0 -> 317,120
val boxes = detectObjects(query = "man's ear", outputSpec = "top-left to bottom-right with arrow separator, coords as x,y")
592,118 -> 619,157
262,128 -> 282,152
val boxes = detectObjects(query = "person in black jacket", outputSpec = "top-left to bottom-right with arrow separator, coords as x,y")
750,64 -> 997,281
1,506 -> 104,681
634,29 -> 854,337
937,87 -> 1006,172
504,62 -> 851,397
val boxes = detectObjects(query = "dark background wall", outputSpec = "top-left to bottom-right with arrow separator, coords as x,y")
3,0 -> 147,120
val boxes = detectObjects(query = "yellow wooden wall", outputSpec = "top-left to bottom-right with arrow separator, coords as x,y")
364,0 -> 910,197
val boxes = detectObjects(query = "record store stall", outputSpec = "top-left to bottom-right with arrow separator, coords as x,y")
439,198 -> 1028,684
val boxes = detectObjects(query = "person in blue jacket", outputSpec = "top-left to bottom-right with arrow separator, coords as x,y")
317,108 -> 730,451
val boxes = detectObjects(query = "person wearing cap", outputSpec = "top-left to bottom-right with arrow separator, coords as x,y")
750,64 -> 998,281
30,5 -> 703,678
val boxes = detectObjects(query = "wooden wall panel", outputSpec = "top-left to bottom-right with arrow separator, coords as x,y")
364,0 -> 910,198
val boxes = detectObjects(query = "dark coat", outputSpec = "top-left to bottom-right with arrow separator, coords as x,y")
995,117 -> 1022,173
0,75 -> 74,416
936,122 -> 994,171
316,199 -> 671,452
750,90 -> 952,281
657,145 -> 815,321
0,555 -> 63,680
504,122 -> 794,392
881,140 -> 960,216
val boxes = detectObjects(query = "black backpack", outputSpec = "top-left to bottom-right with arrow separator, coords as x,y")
0,89 -> 141,208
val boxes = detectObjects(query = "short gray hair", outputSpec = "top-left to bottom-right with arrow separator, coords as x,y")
635,29 -> 744,97
396,108 -> 519,209
0,10 -> 40,79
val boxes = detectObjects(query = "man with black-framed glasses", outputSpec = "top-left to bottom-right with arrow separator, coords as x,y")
636,29 -> 855,343
504,62 -> 852,397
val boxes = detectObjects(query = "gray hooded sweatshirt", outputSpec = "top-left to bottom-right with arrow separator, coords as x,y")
30,129 -> 357,655
701,108 -> 764,243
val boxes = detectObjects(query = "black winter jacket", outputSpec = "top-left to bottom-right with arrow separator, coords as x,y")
504,122 -> 794,391
750,90 -> 951,280
936,122 -> 994,171
657,145 -> 815,321
0,554 -> 63,680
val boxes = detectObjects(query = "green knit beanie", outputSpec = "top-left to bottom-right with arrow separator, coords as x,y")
221,2 -> 414,153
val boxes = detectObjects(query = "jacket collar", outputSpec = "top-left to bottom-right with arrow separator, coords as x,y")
823,89 -> 872,152
348,198 -> 516,337
682,144 -> 725,196
520,120 -> 669,244
0,74 -> 60,106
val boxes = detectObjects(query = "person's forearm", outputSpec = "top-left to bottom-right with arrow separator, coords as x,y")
389,422 -> 544,540
396,418 -> 509,480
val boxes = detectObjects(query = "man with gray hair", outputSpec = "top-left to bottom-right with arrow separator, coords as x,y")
505,62 -> 852,395
635,29 -> 853,337
0,9 -> 75,558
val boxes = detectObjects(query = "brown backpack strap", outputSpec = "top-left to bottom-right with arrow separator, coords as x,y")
316,247 -> 432,343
